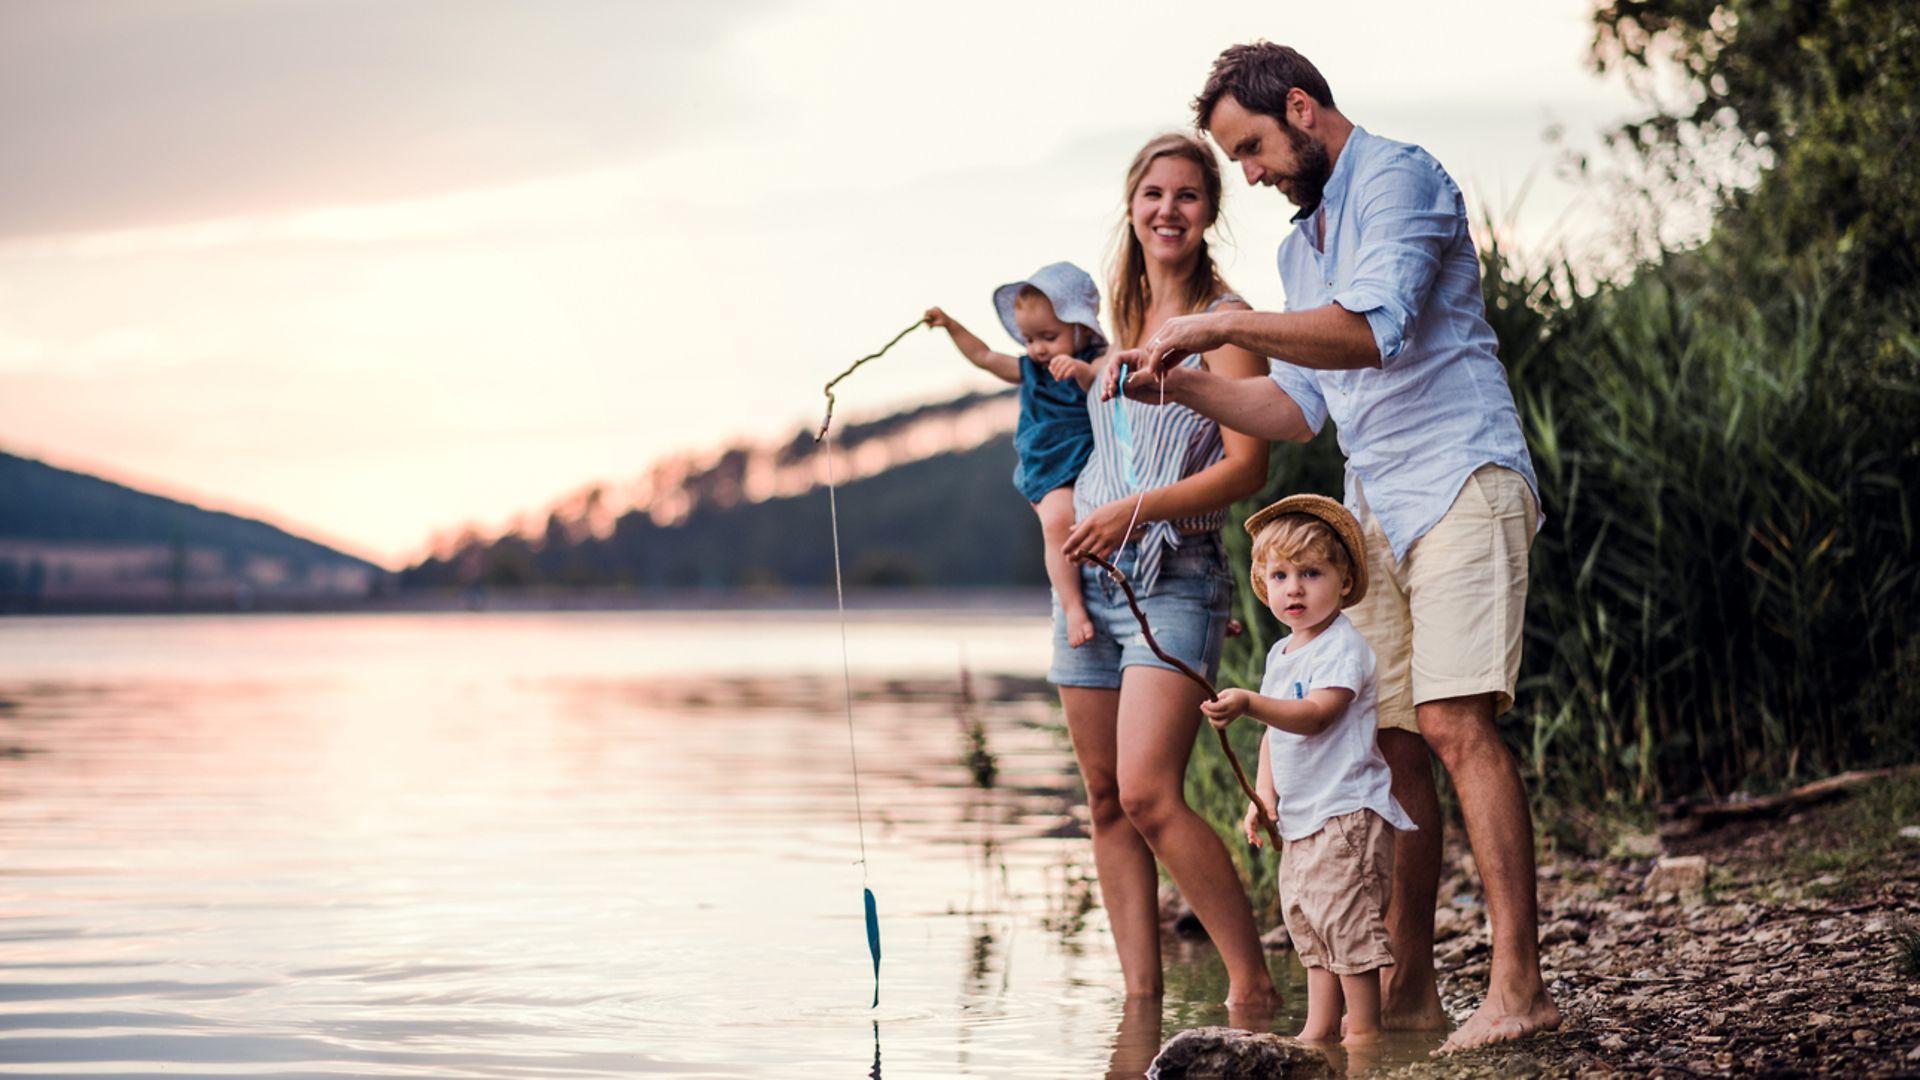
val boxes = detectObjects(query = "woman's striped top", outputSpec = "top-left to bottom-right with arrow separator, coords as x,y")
1072,294 -> 1242,596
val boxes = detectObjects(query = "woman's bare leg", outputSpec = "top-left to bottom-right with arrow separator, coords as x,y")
1059,685 -> 1161,995
1114,666 -> 1276,1006
1036,488 -> 1094,647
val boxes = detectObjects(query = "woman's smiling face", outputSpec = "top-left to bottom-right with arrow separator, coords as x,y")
1129,154 -> 1211,266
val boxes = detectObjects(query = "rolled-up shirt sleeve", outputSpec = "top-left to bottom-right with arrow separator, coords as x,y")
1328,152 -> 1460,365
1267,359 -> 1327,435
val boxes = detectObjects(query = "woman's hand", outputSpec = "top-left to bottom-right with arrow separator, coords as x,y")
1201,688 -> 1252,729
1241,799 -> 1274,848
1062,499 -> 1139,563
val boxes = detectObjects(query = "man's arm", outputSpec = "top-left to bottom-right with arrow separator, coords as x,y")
1214,305 -> 1380,371
1128,304 -> 1378,378
1154,365 -> 1317,443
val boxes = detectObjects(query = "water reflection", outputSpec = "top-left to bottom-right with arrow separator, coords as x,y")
0,613 -> 1442,1076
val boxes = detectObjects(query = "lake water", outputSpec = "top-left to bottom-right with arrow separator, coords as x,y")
0,610 -> 1435,1077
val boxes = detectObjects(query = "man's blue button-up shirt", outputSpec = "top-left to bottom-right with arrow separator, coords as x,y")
1266,126 -> 1541,562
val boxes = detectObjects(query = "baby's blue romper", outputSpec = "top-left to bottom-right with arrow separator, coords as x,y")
1012,346 -> 1099,504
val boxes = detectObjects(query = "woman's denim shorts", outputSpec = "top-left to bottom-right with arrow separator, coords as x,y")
1048,533 -> 1232,690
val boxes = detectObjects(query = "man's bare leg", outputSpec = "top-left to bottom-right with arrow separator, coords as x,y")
1377,728 -> 1446,1030
1420,694 -> 1560,1051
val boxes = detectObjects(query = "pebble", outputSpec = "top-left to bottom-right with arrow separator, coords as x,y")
1644,855 -> 1708,900
1899,825 -> 1920,841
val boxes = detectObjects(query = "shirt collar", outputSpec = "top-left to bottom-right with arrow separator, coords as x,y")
1289,124 -> 1369,224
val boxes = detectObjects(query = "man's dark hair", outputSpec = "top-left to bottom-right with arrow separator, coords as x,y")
1192,42 -> 1335,129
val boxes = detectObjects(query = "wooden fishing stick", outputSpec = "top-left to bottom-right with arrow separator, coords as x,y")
1084,553 -> 1283,853
817,320 -> 926,440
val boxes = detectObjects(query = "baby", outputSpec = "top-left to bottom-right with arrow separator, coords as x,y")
925,261 -> 1104,645
1201,493 -> 1416,1044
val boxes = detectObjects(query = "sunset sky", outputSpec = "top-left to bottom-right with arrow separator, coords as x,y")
1,1 -> 1643,568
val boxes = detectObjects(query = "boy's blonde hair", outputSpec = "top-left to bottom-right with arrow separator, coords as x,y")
1251,513 -> 1353,593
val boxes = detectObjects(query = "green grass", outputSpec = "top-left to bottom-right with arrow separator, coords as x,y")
1777,772 -> 1920,898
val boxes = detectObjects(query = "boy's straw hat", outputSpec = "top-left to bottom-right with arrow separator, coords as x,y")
1244,493 -> 1369,608
992,261 -> 1109,354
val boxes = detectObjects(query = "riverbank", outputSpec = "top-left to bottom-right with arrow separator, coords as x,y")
1386,772 -> 1920,1076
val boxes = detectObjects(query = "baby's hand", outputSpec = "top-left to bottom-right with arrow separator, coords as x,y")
1047,355 -> 1091,383
1200,688 -> 1251,729
923,306 -> 953,329
1241,799 -> 1273,847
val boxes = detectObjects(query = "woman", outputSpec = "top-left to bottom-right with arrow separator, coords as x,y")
1056,133 -> 1273,1005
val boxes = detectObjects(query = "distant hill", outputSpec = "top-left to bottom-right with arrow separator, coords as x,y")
0,450 -> 385,611
402,390 -> 1051,591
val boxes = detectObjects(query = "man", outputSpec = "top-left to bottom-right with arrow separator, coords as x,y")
1112,43 -> 1560,1051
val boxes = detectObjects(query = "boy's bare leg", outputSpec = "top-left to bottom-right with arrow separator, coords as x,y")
1114,667 -> 1276,1006
1420,693 -> 1561,1051
1339,970 -> 1384,1044
1036,488 -> 1094,647
1378,729 -> 1446,1030
1059,685 -> 1162,996
1297,967 -> 1343,1042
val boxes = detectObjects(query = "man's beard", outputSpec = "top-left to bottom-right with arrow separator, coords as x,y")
1280,125 -> 1333,213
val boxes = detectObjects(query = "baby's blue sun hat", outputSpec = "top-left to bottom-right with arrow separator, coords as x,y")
992,261 -> 1108,353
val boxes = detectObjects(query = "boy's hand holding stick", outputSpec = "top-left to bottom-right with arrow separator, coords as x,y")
1082,552 -> 1283,852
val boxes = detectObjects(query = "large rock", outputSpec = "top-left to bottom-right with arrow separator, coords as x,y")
1147,1027 -> 1332,1079
1644,855 -> 1708,901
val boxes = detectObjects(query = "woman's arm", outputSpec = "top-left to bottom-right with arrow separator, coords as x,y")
925,307 -> 1021,384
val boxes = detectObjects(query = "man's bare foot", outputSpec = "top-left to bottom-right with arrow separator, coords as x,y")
1434,987 -> 1561,1053
1066,608 -> 1095,648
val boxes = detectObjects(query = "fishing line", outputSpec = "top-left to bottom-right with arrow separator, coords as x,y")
816,319 -> 923,1010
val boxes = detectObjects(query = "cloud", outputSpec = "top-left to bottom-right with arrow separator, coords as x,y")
0,0 -> 773,240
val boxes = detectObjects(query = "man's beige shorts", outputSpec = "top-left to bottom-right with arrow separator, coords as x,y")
1278,809 -> 1397,975
1345,465 -> 1539,733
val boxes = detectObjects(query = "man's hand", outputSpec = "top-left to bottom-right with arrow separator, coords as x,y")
1200,688 -> 1253,729
1141,313 -> 1230,378
1100,351 -> 1193,404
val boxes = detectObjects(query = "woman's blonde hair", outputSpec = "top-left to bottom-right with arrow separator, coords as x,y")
1107,132 -> 1231,349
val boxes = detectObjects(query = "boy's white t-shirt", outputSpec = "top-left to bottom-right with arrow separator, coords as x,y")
1260,612 -> 1417,840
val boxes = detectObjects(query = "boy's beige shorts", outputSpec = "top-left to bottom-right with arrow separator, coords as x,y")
1279,808 -> 1397,974
1345,465 -> 1539,733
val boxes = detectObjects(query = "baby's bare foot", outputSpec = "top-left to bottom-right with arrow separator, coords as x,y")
1066,609 -> 1095,648
1294,1023 -> 1339,1044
